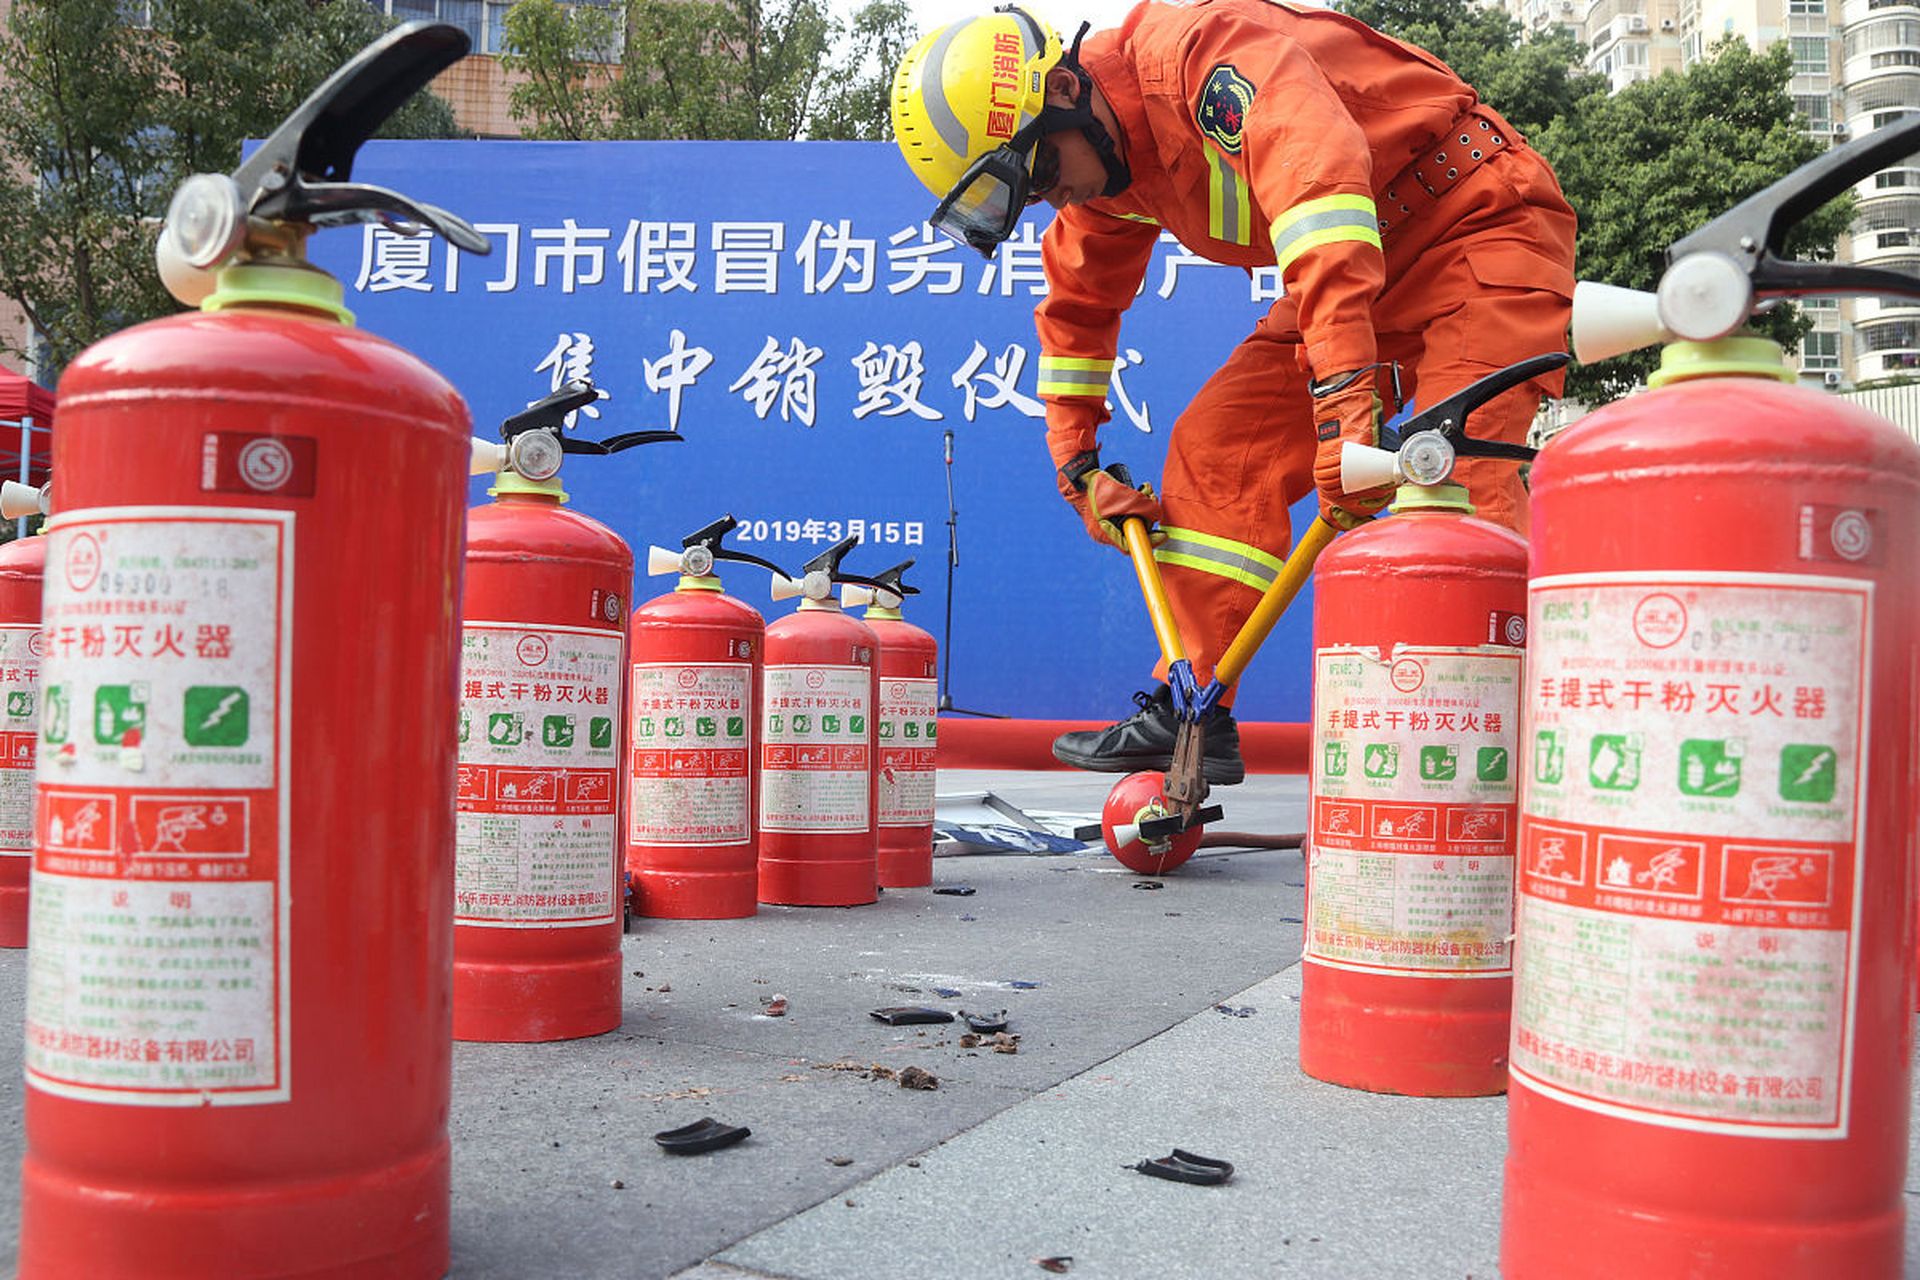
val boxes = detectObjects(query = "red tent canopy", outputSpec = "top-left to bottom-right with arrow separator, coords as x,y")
0,364 -> 53,484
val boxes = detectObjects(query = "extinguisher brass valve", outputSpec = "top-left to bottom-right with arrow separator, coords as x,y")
0,480 -> 50,520
781,535 -> 889,606
1339,353 -> 1563,495
490,379 -> 683,484
653,515 -> 793,581
1572,110 -> 1920,362
157,22 -> 493,307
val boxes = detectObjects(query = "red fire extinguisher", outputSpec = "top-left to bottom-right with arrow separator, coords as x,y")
1503,121 -> 1920,1277
0,480 -> 50,948
19,26 -> 483,1279
628,515 -> 791,919
457,382 -> 678,1041
841,560 -> 939,889
1302,354 -> 1564,1098
759,536 -> 884,906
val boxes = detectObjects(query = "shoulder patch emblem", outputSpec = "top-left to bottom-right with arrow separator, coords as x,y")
1196,64 -> 1255,154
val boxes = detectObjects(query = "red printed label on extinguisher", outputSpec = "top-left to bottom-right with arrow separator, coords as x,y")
762,665 -> 870,832
1512,573 -> 1869,1137
456,624 -> 622,928
878,677 -> 937,827
26,508 -> 292,1106
0,623 -> 42,854
628,661 -> 752,845
1307,646 -> 1522,976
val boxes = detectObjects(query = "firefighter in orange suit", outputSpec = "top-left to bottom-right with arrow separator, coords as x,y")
890,1 -> 1575,782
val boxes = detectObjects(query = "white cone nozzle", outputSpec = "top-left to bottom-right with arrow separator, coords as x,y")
647,545 -> 685,577
1112,823 -> 1141,848
1570,280 -> 1670,363
842,584 -> 876,608
770,574 -> 804,602
1340,441 -> 1402,494
0,481 -> 48,520
155,229 -> 218,308
469,437 -> 508,476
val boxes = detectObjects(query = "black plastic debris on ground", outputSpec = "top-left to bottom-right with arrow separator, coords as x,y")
870,1007 -> 955,1026
654,1118 -> 750,1155
1133,881 -> 1164,891
1213,1004 -> 1256,1018
1005,980 -> 1041,990
932,885 -> 976,896
1134,1148 -> 1233,1185
960,1009 -> 1009,1033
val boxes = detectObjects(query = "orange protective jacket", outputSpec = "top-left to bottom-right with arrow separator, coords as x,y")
1035,0 -> 1558,465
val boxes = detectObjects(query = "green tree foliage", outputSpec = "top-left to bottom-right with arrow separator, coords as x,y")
500,0 -> 912,141
1536,39 -> 1849,400
0,0 -> 462,376
1339,1 -> 1848,404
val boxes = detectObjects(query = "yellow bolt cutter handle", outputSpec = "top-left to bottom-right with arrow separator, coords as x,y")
1211,516 -> 1339,691
1121,518 -> 1187,673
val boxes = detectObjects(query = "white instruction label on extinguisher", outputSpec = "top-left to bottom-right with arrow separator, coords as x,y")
878,677 -> 937,827
0,624 -> 42,853
761,665 -> 870,832
1307,645 -> 1522,976
456,623 -> 622,928
25,508 -> 292,1106
1512,572 -> 1869,1138
628,661 -> 752,845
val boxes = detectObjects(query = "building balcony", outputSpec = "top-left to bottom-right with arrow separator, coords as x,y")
1842,0 -> 1920,27
1854,294 -> 1920,324
1850,238 -> 1920,270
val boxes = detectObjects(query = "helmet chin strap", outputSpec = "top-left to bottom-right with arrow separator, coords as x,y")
1037,22 -> 1132,198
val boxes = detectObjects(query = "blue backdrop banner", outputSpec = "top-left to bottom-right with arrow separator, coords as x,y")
309,139 -> 1321,722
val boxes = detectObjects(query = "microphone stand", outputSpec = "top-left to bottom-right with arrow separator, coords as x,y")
938,428 -> 1005,718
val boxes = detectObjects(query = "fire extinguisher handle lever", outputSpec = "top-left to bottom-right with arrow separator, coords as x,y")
1671,111 -> 1920,303
1386,352 -> 1568,459
562,430 -> 686,455
680,515 -> 795,579
501,380 -> 602,439
233,23 -> 490,255
867,560 -> 922,600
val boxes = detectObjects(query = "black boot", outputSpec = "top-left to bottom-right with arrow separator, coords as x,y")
1051,685 -> 1245,785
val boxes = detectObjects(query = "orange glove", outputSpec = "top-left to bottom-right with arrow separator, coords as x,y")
1057,451 -> 1166,551
1311,370 -> 1393,529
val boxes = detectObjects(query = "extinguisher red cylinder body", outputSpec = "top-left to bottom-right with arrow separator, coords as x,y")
759,602 -> 879,906
20,309 -> 467,1279
0,532 -> 44,948
1303,499 -> 1527,1097
865,608 -> 938,889
1504,370 -> 1920,1278
627,579 -> 763,919
456,493 -> 630,1042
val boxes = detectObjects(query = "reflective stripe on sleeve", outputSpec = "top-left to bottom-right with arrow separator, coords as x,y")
1269,194 -> 1381,272
1207,150 -> 1252,246
1038,355 -> 1114,398
1153,526 -> 1284,591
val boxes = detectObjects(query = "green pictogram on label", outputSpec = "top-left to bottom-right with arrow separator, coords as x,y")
823,715 -> 842,735
905,721 -> 920,739
792,714 -> 812,734
878,719 -> 895,739
850,715 -> 866,736
543,715 -> 576,748
591,716 -> 615,748
42,685 -> 69,744
768,714 -> 784,735
1678,738 -> 1743,797
1779,744 -> 1838,803
693,716 -> 715,739
727,716 -> 746,737
1420,745 -> 1458,781
636,716 -> 656,739
183,686 -> 249,747
489,712 -> 524,746
1534,730 -> 1565,785
458,708 -> 471,744
6,690 -> 32,720
1477,746 -> 1509,782
663,716 -> 684,738
1362,743 -> 1399,779
1588,734 -> 1642,792
94,684 -> 147,745
926,721 -> 937,739
1323,741 -> 1349,778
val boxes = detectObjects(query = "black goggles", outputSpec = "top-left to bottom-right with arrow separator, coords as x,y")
928,117 -> 1054,257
